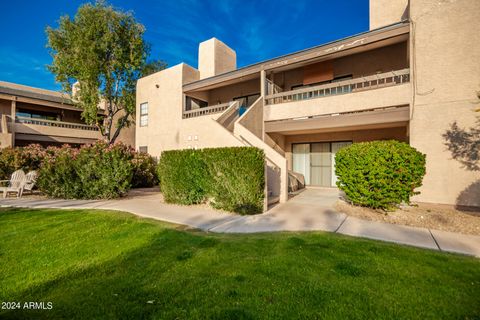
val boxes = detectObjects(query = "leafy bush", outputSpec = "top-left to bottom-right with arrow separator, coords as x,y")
0,147 -> 18,180
335,140 -> 426,210
202,148 -> 265,214
0,144 -> 46,179
131,151 -> 158,188
37,146 -> 80,198
0,142 -> 157,198
37,142 -> 133,199
157,149 -> 208,205
73,142 -> 133,199
158,147 -> 265,214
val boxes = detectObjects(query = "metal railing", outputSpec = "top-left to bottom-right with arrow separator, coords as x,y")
182,102 -> 232,119
265,68 -> 410,105
15,116 -> 99,131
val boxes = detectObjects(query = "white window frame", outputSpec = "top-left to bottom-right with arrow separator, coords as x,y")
140,102 -> 148,127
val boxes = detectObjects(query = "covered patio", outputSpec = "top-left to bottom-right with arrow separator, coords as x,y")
265,106 -> 410,187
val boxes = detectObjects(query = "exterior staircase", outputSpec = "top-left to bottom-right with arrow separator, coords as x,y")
216,98 -> 288,209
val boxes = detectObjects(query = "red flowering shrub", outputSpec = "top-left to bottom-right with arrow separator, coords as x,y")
0,144 -> 46,179
131,151 -> 158,188
37,145 -> 80,198
1,141 -> 158,198
37,141 -> 134,199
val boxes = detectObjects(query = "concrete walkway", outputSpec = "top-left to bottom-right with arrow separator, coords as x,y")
1,188 -> 479,257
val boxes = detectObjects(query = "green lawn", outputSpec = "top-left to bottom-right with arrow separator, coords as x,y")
0,208 -> 479,319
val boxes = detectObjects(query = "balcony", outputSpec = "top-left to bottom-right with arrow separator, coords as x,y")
13,116 -> 101,143
266,69 -> 409,105
16,116 -> 99,131
182,102 -> 231,119
264,69 -> 411,122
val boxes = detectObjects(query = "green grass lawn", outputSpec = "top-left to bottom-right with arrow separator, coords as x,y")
0,208 -> 479,319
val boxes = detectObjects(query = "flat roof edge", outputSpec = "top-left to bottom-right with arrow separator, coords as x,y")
0,86 -> 73,106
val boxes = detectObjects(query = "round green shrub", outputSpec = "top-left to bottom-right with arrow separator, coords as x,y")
335,140 -> 426,209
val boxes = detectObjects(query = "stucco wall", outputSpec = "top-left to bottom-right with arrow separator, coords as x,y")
409,0 -> 480,207
199,38 -> 236,79
238,97 -> 263,139
370,0 -> 408,30
0,133 -> 12,148
208,78 -> 260,105
136,63 -> 242,158
112,109 -> 136,147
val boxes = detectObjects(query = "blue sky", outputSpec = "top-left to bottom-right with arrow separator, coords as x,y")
0,0 -> 368,91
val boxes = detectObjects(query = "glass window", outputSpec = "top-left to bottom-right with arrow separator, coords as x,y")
16,109 -> 60,121
140,102 -> 148,127
139,146 -> 148,153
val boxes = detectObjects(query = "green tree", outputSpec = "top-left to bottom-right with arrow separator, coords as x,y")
46,1 -> 161,143
141,60 -> 168,77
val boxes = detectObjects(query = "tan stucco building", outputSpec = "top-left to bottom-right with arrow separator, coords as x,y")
0,81 -> 135,148
136,0 -> 480,209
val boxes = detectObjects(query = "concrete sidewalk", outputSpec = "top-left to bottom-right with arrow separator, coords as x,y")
0,188 -> 479,257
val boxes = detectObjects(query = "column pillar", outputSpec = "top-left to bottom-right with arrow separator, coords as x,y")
260,70 -> 266,97
10,99 -> 16,147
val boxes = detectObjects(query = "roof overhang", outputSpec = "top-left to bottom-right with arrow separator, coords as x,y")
183,21 -> 410,92
265,106 -> 410,135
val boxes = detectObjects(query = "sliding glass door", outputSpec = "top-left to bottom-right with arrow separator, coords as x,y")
292,144 -> 310,185
310,143 -> 331,187
292,141 -> 352,187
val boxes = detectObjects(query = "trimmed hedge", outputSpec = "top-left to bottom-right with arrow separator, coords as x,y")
158,147 -> 265,214
157,149 -> 208,205
335,140 -> 426,210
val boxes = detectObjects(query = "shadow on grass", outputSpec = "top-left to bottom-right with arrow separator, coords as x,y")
1,223 -> 479,320
1,229 -> 223,319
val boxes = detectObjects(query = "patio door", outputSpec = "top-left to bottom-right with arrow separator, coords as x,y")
310,143 -> 331,186
292,144 -> 310,185
292,141 -> 352,187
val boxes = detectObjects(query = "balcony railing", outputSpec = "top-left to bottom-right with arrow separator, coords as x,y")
15,116 -> 99,131
182,102 -> 231,119
265,68 -> 410,105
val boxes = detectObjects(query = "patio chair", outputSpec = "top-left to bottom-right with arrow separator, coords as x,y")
0,169 -> 26,198
23,170 -> 38,195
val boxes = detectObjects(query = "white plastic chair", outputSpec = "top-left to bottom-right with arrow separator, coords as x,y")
0,169 -> 26,198
23,171 -> 38,195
